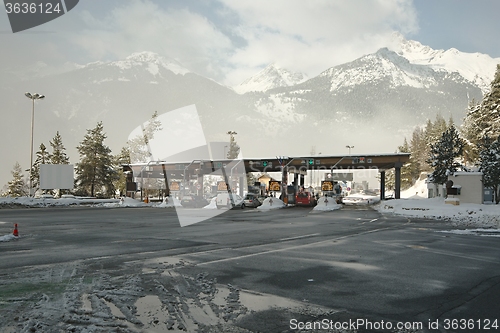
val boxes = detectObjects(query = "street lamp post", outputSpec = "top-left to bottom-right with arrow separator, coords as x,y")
25,92 -> 45,197
224,145 -> 228,159
346,145 -> 354,155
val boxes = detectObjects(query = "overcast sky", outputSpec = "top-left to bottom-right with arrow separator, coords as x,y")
1,0 -> 499,86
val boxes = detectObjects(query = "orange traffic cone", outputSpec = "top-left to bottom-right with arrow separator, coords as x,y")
13,224 -> 19,237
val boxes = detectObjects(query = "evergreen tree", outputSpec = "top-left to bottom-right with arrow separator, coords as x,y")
479,136 -> 500,204
409,126 -> 429,175
226,131 -> 240,159
397,138 -> 412,190
462,65 -> 500,163
481,64 -> 500,136
49,131 -> 70,164
427,125 -> 465,184
29,143 -> 51,192
377,170 -> 395,193
128,111 -> 162,163
48,131 -> 70,197
6,162 -> 27,197
461,99 -> 482,163
75,122 -> 118,197
425,114 -> 448,148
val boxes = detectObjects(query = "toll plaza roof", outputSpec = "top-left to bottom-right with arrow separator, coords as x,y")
242,153 -> 410,172
125,153 -> 410,178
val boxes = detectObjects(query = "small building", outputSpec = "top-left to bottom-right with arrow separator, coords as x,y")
257,173 -> 278,192
447,172 -> 484,204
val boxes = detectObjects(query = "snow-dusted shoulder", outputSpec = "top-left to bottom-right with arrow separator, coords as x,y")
375,198 -> 500,228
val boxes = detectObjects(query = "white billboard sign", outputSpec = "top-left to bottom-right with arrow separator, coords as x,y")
40,164 -> 74,189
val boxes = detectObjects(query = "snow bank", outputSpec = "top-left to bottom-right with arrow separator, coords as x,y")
313,196 -> 342,211
0,196 -> 121,207
0,234 -> 17,242
375,198 -> 500,228
257,197 -> 286,210
400,177 -> 428,199
343,194 -> 380,205
437,228 -> 500,237
99,197 -> 139,207
157,196 -> 182,208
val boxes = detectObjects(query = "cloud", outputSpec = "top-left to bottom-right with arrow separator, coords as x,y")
0,0 -> 419,86
71,0 -> 233,80
219,0 -> 419,84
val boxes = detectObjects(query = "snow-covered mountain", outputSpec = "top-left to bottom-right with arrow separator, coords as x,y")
253,47 -> 483,129
234,63 -> 307,94
106,51 -> 190,76
389,33 -> 499,94
1,40 -> 499,189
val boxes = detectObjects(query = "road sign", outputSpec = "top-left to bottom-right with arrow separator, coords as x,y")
196,183 -> 201,190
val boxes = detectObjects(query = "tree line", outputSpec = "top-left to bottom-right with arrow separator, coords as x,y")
397,64 -> 500,203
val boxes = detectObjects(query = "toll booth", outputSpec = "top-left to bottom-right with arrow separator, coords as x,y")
322,180 -> 343,204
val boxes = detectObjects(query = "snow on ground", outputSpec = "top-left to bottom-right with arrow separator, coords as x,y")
157,196 -> 182,207
257,197 -> 286,210
400,176 -> 428,199
0,196 -> 180,208
313,196 -> 342,211
0,234 -> 17,242
375,197 -> 500,228
437,228 -> 500,237
101,197 -> 146,208
343,193 -> 381,205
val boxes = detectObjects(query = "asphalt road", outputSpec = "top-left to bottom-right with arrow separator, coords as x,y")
1,205 -> 499,332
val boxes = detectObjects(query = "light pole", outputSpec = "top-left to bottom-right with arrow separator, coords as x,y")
346,145 -> 354,155
224,145 -> 228,159
25,92 -> 45,197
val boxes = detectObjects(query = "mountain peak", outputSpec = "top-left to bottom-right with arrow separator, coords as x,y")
110,51 -> 190,75
388,33 -> 499,93
234,63 -> 308,94
125,51 -> 163,63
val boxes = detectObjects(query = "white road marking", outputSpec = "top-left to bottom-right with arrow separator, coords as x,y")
279,233 -> 320,241
197,227 -> 393,266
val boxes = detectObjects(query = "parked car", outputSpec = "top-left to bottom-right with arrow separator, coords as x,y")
180,195 -> 209,208
243,193 -> 262,208
216,193 -> 244,209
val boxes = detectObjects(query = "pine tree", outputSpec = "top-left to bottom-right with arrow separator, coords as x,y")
49,131 -> 70,164
397,138 -> 412,190
29,143 -> 51,192
425,114 -> 448,148
462,65 -> 500,163
479,135 -> 500,204
409,126 -> 429,175
6,162 -> 27,197
75,122 -> 118,197
226,131 -> 240,159
128,111 -> 162,163
481,64 -> 500,136
427,125 -> 465,184
461,99 -> 482,163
